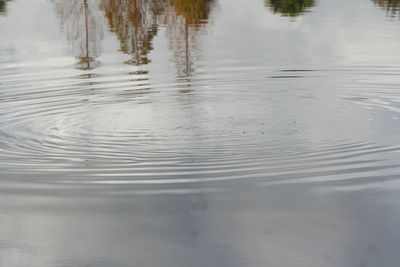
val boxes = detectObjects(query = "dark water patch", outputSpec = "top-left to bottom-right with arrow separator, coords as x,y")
0,0 -> 12,15
269,75 -> 304,78
280,69 -> 316,72
266,0 -> 315,17
373,0 -> 400,17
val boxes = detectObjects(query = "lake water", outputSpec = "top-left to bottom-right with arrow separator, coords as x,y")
1,0 -> 400,266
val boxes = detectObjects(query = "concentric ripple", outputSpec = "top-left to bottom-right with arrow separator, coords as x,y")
2,57 -> 400,196
2,0 -> 400,197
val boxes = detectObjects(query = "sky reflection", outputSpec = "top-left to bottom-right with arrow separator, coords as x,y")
2,0 -> 400,267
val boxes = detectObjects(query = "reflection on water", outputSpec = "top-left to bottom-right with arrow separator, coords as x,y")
373,0 -> 400,17
53,0 -> 104,70
266,0 -> 315,17
101,0 -> 215,76
3,0 -> 400,266
170,0 -> 215,26
0,0 -> 11,14
101,0 -> 164,66
165,0 -> 215,77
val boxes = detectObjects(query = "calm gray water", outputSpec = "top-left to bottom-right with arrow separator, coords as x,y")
1,0 -> 400,266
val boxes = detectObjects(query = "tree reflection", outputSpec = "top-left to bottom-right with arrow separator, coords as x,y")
53,0 -> 104,70
101,0 -> 215,77
0,0 -> 12,14
266,0 -> 315,17
171,0 -> 214,27
101,0 -> 166,66
165,0 -> 215,77
373,0 -> 400,17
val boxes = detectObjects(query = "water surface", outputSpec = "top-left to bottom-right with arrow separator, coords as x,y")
1,0 -> 400,266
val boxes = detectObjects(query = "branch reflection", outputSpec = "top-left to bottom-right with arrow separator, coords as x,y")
165,0 -> 215,78
53,0 -> 104,70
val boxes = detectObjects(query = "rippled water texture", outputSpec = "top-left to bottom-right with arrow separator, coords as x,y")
2,0 -> 400,266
